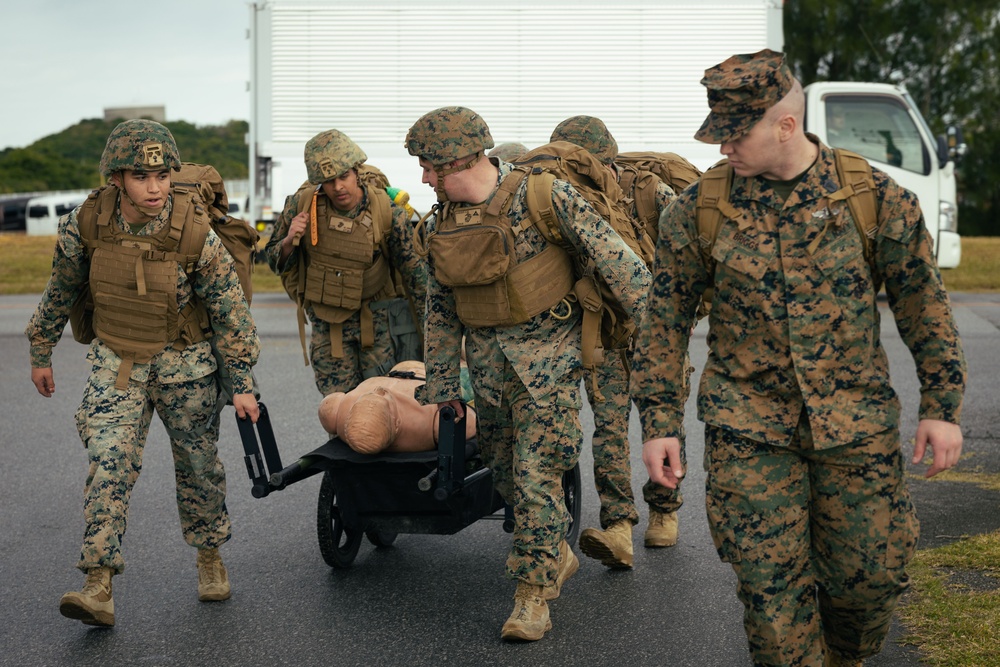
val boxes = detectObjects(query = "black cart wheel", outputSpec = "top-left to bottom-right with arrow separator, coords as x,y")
317,471 -> 362,568
563,463 -> 583,544
365,528 -> 398,548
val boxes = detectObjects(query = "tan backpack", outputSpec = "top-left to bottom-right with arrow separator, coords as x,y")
616,151 -> 703,244
694,148 -> 880,315
512,141 -> 650,390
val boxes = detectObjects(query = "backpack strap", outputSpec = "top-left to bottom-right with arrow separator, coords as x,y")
523,168 -> 607,398
693,162 -> 735,316
828,148 -> 880,282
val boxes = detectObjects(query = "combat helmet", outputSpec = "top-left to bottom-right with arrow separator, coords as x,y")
304,129 -> 367,184
550,115 -> 618,165
405,107 -> 494,202
100,119 -> 181,177
405,106 -> 494,166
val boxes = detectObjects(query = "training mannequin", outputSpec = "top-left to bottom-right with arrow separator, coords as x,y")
318,361 -> 477,454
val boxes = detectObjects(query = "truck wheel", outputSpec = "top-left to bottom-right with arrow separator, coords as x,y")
317,471 -> 362,568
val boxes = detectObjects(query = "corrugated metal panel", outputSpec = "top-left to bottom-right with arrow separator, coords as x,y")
267,0 -> 777,146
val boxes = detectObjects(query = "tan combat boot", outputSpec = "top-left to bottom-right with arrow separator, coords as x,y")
197,548 -> 231,602
59,566 -> 115,627
543,539 -> 580,600
500,582 -> 551,641
578,520 -> 634,569
644,510 -> 679,548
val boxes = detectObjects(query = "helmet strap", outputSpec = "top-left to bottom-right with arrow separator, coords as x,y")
115,176 -> 165,223
432,152 -> 482,203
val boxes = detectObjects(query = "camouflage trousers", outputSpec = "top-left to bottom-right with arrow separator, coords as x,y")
583,348 -> 638,529
475,362 -> 583,587
74,367 -> 229,574
704,420 -> 918,666
309,308 -> 396,396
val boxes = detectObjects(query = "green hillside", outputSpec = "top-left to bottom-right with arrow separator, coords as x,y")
0,118 -> 248,193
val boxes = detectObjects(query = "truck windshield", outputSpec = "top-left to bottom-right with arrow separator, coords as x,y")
824,94 -> 930,176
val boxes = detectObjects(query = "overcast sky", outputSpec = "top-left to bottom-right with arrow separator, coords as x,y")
0,0 -> 250,151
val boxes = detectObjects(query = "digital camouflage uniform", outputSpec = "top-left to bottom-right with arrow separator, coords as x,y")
551,115 -> 679,531
420,156 -> 651,586
620,174 -> 683,524
262,133 -> 427,397
26,198 -> 259,575
631,50 -> 966,666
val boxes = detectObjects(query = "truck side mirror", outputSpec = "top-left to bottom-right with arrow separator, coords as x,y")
947,125 -> 968,163
936,135 -> 950,169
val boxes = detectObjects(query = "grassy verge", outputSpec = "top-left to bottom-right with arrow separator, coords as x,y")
939,236 -> 1000,293
898,529 -> 1000,666
0,233 -> 284,294
4,234 -> 998,296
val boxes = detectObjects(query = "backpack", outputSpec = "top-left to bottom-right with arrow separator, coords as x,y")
512,141 -> 650,387
70,162 -> 259,405
694,148 -> 880,315
616,151 -> 703,244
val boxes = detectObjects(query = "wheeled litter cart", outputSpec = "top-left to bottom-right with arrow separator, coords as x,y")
237,402 -> 582,568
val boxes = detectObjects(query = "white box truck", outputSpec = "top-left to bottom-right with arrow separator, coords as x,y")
247,0 -> 963,267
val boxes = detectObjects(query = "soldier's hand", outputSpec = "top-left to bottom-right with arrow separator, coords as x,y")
438,399 -> 465,421
31,367 -> 55,397
913,418 -> 962,478
233,393 -> 260,423
286,211 -> 309,246
642,437 -> 684,489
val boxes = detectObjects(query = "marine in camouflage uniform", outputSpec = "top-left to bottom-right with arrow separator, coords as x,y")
262,129 -> 427,396
26,120 -> 260,627
631,50 -> 966,666
405,106 -> 650,641
549,116 -> 680,566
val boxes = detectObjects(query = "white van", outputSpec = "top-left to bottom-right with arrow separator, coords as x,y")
25,192 -> 89,236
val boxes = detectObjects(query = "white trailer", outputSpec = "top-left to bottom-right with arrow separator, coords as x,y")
248,0 -> 962,266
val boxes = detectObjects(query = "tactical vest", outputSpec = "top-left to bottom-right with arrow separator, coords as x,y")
426,167 -> 575,328
285,165 -> 402,360
77,186 -> 212,389
695,148 -> 880,315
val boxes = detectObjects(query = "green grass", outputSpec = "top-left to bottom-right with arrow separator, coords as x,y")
4,234 -> 997,296
0,233 -> 284,294
898,530 -> 1000,666
940,237 -> 1000,293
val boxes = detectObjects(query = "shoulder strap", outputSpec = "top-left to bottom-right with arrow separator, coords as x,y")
172,188 -> 210,275
829,148 -> 879,267
694,162 -> 736,262
524,169 -> 567,247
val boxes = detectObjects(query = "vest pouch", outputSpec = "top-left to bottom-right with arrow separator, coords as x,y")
430,226 -> 511,287
453,245 -> 574,328
304,262 -> 365,311
92,291 -> 171,362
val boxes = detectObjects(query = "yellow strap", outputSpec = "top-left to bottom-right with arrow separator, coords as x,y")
309,190 -> 319,246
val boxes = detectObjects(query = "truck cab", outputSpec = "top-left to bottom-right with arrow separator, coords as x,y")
803,81 -> 964,268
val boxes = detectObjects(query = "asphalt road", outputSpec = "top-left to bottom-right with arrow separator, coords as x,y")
1,291 -> 997,667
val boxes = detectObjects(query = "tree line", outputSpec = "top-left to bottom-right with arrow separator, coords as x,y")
786,0 -> 1000,236
2,1 -> 997,236
0,119 -> 248,194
